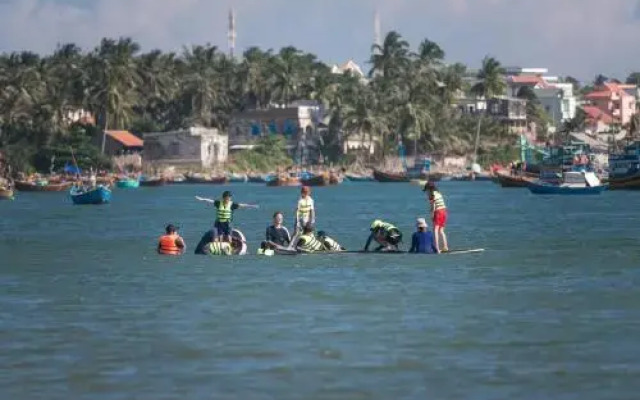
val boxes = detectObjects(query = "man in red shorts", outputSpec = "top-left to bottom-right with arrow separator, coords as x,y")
423,182 -> 449,253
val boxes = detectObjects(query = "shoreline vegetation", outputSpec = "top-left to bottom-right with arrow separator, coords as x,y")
0,31 -> 597,176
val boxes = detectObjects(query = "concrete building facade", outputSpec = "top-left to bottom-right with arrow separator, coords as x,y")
143,127 -> 228,170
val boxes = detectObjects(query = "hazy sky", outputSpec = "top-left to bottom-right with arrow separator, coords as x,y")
1,0 -> 639,81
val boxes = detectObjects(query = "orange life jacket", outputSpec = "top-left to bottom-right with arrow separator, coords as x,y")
158,234 -> 182,255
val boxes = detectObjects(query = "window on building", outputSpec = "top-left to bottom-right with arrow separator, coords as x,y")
491,103 -> 500,114
170,142 -> 180,156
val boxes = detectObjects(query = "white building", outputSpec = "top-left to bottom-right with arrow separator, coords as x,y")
505,66 -> 577,128
143,127 -> 228,170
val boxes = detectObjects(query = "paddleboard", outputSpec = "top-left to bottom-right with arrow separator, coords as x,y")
266,248 -> 485,256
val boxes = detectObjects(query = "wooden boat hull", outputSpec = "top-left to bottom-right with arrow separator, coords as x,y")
345,174 -> 374,182
140,178 -> 167,187
266,177 -> 301,187
248,175 -> 266,183
15,181 -> 73,192
528,183 -> 607,195
115,179 -> 140,189
301,175 -> 330,186
70,186 -> 112,204
608,173 -> 640,190
228,174 -> 248,183
185,176 -> 229,185
496,173 -> 533,188
0,188 -> 14,199
373,169 -> 409,183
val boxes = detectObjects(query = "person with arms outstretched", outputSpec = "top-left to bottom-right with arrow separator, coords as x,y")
196,190 -> 258,242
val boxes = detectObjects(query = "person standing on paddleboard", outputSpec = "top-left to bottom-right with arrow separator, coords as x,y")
293,186 -> 315,238
423,182 -> 449,253
195,191 -> 258,243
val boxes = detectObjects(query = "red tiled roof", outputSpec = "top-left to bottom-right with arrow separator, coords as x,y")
582,106 -> 616,124
508,75 -> 544,85
105,130 -> 143,147
584,91 -> 611,99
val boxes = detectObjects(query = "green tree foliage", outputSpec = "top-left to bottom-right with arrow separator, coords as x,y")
1,32 -> 521,172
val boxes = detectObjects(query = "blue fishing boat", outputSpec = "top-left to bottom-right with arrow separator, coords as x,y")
70,185 -> 112,205
608,141 -> 640,190
116,177 -> 140,189
345,174 -> 374,182
528,171 -> 606,195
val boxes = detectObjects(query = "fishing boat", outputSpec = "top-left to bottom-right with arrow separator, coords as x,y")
228,173 -> 248,183
70,185 -> 112,205
266,174 -> 301,187
139,177 -> 167,187
608,141 -> 640,190
248,174 -> 267,183
14,180 -> 73,192
184,174 -> 228,184
329,173 -> 343,185
373,169 -> 409,183
0,187 -> 14,199
495,172 -> 535,188
115,177 -> 140,189
528,171 -> 606,195
345,174 -> 374,182
300,174 -> 330,186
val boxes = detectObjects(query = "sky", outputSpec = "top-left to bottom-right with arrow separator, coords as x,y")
0,0 -> 639,81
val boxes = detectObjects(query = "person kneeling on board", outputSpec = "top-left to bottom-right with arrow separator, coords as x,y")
194,229 -> 215,255
363,220 -> 403,252
409,218 -> 438,254
158,224 -> 186,255
317,231 -> 345,252
295,223 -> 325,253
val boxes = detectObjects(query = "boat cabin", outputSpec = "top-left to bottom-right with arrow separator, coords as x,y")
609,141 -> 640,179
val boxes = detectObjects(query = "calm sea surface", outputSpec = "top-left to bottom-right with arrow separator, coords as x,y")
1,182 -> 640,400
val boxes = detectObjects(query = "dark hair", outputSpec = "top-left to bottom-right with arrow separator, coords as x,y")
303,223 -> 314,234
165,224 -> 177,234
273,211 -> 283,218
222,191 -> 232,198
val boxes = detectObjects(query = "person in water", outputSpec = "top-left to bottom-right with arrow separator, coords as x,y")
317,231 -> 345,252
265,211 -> 291,248
194,229 -> 215,255
409,218 -> 438,254
423,182 -> 449,253
157,224 -> 186,255
293,186 -> 315,236
196,191 -> 258,242
295,223 -> 325,253
364,220 -> 402,252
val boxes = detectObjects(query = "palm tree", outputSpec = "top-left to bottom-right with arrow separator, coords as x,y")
239,47 -> 274,109
471,56 -> 506,163
369,31 -> 410,79
180,44 -> 229,128
87,37 -> 141,152
272,47 -> 303,106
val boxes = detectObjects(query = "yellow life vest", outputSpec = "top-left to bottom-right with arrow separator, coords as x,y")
297,197 -> 313,219
217,200 -> 233,222
207,241 -> 232,256
372,220 -> 397,233
321,236 -> 342,251
431,191 -> 446,211
298,233 -> 324,252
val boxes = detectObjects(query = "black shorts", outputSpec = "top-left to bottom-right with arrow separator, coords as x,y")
214,221 -> 231,237
387,229 -> 402,245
